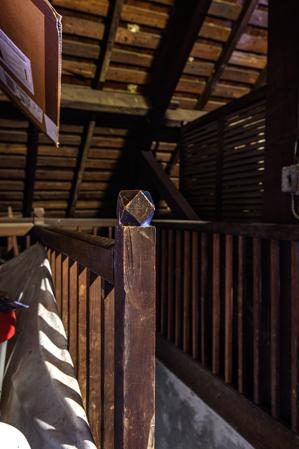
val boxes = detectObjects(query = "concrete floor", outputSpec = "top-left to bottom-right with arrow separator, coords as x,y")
156,361 -> 254,449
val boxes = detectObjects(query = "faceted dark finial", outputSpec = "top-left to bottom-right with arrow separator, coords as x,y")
117,190 -> 155,226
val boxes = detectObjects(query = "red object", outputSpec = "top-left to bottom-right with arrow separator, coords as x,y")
0,311 -> 16,343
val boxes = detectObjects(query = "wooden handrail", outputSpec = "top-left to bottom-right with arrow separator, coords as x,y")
155,220 -> 299,240
31,225 -> 114,283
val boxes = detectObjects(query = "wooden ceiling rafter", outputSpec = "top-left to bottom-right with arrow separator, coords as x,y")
67,118 -> 96,217
93,0 -> 125,88
148,0 -> 213,124
196,0 -> 260,111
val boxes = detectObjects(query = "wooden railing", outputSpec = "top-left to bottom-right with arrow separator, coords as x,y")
156,219 -> 299,449
30,191 -> 156,449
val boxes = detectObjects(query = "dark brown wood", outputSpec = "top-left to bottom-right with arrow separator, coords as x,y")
141,150 -> 199,219
291,241 -> 299,432
51,250 -> 56,287
183,230 -> 191,353
68,119 -> 96,217
196,0 -> 259,110
94,0 -> 125,87
200,232 -> 208,367
264,1 -> 299,222
114,190 -> 156,449
55,252 -> 62,315
62,255 -> 69,333
212,233 -> 221,375
88,273 -> 102,448
23,124 -> 39,217
191,231 -> 199,359
148,0 -> 213,123
69,260 -> 78,373
154,220 -> 299,241
165,142 -> 180,177
253,237 -> 262,404
160,228 -> 168,336
270,239 -> 280,418
78,266 -> 88,409
103,285 -> 115,449
157,336 -> 299,449
31,226 -> 114,283
175,230 -> 182,346
167,229 -> 174,341
225,234 -> 233,384
237,236 -> 245,393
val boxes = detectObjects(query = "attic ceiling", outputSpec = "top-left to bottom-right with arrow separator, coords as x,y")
0,0 -> 268,218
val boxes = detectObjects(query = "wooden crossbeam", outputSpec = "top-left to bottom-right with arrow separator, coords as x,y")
67,119 -> 96,217
166,142 -> 180,176
61,84 -> 205,123
94,0 -> 124,88
141,150 -> 198,219
23,124 -> 39,217
148,0 -> 212,123
196,0 -> 259,110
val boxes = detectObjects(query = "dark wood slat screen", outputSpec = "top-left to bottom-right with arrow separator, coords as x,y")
156,220 -> 299,444
181,87 -> 266,221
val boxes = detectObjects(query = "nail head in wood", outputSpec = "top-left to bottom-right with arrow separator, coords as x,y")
117,190 -> 155,226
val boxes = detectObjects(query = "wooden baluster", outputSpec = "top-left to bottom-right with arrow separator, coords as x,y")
253,238 -> 262,404
175,230 -> 182,347
201,232 -> 208,367
238,236 -> 245,393
270,239 -> 280,418
115,190 -> 155,449
55,252 -> 62,315
212,233 -> 221,375
51,250 -> 56,288
69,260 -> 78,374
191,231 -> 199,360
108,226 -> 113,239
156,228 -> 161,333
183,230 -> 191,353
88,273 -> 102,448
291,241 -> 299,432
225,235 -> 233,384
160,228 -> 168,336
167,229 -> 174,341
62,255 -> 69,336
103,283 -> 115,449
78,266 -> 88,410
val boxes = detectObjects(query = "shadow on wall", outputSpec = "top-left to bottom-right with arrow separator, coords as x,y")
156,361 -> 254,449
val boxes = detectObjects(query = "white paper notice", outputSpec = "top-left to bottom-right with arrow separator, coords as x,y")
0,28 -> 34,94
0,65 -> 42,123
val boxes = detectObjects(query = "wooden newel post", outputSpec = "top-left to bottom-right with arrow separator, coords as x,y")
115,190 -> 156,449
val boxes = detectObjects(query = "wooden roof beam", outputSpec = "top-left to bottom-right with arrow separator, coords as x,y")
94,0 -> 124,88
23,124 -> 39,217
196,0 -> 259,110
148,0 -> 213,124
60,84 -> 206,123
67,118 -> 96,217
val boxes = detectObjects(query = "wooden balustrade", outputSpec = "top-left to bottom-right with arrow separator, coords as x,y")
29,191 -> 156,449
156,220 -> 299,449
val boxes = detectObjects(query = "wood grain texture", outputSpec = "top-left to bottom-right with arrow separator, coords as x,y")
115,223 -> 156,449
212,233 -> 221,375
88,274 -> 102,448
225,234 -> 233,384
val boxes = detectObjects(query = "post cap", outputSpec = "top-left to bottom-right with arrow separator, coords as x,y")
117,190 -> 155,226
